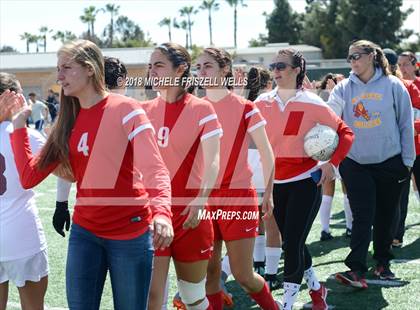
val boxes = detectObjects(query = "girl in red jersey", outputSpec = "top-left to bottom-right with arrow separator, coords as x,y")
196,48 -> 281,310
144,43 -> 222,310
9,40 -> 173,310
255,48 -> 354,310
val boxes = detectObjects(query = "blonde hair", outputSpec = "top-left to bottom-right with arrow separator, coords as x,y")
38,40 -> 106,172
350,40 -> 390,76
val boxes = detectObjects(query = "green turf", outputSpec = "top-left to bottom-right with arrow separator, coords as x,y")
5,177 -> 420,309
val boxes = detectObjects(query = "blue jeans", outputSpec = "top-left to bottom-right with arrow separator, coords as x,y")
66,224 -> 154,310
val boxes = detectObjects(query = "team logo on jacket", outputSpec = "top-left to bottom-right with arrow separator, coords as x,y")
351,94 -> 382,129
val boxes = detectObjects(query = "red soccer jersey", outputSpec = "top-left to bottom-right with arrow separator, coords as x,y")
205,92 -> 266,190
11,93 -> 171,240
256,89 -> 354,181
143,93 -> 222,206
402,79 -> 420,155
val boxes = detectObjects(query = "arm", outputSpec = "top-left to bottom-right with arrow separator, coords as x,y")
181,134 -> 220,229
394,81 -> 415,167
250,125 -> 274,219
52,177 -> 72,237
327,83 -> 345,117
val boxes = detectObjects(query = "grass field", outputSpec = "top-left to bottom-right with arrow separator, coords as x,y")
6,176 -> 420,309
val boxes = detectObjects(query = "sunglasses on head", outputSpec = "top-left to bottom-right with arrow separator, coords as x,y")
269,62 -> 294,71
347,52 -> 370,63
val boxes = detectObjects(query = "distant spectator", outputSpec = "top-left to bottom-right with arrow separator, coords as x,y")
28,93 -> 48,131
45,89 -> 58,122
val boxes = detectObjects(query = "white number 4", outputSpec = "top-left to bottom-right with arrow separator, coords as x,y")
77,132 -> 89,156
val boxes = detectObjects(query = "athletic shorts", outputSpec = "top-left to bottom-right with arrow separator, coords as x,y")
210,189 -> 260,241
0,249 -> 48,287
155,207 -> 214,262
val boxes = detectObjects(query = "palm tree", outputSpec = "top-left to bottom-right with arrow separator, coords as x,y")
52,30 -> 77,44
225,0 -> 247,48
174,19 -> 189,49
39,26 -> 52,52
180,6 -> 198,49
200,0 -> 219,46
80,6 -> 101,39
33,35 -> 42,53
105,3 -> 120,47
20,32 -> 33,53
158,17 -> 172,42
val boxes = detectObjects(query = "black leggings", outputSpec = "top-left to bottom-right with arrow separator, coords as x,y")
273,178 -> 321,284
339,155 -> 408,273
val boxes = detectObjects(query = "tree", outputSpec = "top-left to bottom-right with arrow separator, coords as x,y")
225,0 -> 247,48
80,6 -> 102,40
52,31 -> 77,44
0,45 -> 18,53
104,3 -> 120,47
158,17 -> 173,42
200,0 -> 219,46
39,26 -> 52,52
301,0 -> 414,58
114,16 -> 153,47
174,19 -> 190,49
20,32 -> 33,53
265,0 -> 302,45
249,33 -> 269,47
180,6 -> 198,49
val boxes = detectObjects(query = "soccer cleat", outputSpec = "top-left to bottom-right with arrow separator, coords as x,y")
335,271 -> 368,289
345,228 -> 352,238
275,300 -> 283,310
265,273 -> 282,291
309,284 -> 328,310
253,261 -> 265,276
320,231 -> 333,241
374,265 -> 396,280
172,292 -> 186,310
392,239 -> 403,248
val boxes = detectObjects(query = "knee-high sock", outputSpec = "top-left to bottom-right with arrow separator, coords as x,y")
303,266 -> 321,291
253,235 -> 266,262
249,282 -> 279,310
282,282 -> 300,310
319,195 -> 333,233
265,247 -> 282,275
206,291 -> 223,310
343,194 -> 353,230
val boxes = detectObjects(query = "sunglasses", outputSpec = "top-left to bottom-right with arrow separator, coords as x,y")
269,62 -> 294,71
347,52 -> 370,63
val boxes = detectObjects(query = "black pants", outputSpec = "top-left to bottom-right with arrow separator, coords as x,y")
412,155 -> 420,191
273,178 -> 321,284
393,176 -> 410,242
339,155 -> 408,273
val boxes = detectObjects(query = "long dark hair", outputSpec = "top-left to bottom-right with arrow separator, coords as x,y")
350,40 -> 390,76
202,47 -> 234,90
246,67 -> 272,101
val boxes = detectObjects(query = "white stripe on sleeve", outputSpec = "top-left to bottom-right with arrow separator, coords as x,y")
122,109 -> 146,125
128,123 -> 155,141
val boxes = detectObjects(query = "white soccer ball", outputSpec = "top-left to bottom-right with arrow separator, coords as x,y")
304,124 -> 339,161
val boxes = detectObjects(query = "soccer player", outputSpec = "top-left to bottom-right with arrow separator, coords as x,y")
144,43 -> 222,310
196,48 -> 280,310
329,40 -> 414,287
256,48 -> 354,309
0,74 -> 48,310
9,40 -> 173,310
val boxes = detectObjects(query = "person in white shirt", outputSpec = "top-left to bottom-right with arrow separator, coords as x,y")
0,73 -> 48,310
28,93 -> 48,131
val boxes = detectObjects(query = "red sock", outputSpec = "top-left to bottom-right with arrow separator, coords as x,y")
249,282 -> 279,310
207,291 -> 223,310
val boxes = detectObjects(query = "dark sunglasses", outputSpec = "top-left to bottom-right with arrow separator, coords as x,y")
347,52 -> 370,63
269,62 -> 294,71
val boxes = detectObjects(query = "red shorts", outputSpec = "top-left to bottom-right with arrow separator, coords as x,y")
155,206 -> 214,262
210,189 -> 259,241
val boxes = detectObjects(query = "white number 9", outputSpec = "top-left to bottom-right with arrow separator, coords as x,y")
157,126 -> 169,148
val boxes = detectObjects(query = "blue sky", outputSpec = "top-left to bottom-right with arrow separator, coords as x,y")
0,0 -> 419,53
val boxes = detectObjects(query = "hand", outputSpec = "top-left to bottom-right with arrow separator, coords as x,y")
11,94 -> 31,129
180,197 -> 205,229
0,90 -> 25,122
261,191 -> 273,220
53,201 -> 71,237
318,162 -> 336,186
151,216 -> 173,250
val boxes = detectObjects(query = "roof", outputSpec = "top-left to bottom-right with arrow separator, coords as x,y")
227,43 -> 322,56
0,47 -> 154,71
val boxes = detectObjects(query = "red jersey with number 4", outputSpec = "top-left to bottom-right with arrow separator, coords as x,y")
143,93 -> 222,205
256,89 -> 354,181
10,93 -> 171,240
205,92 -> 266,190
